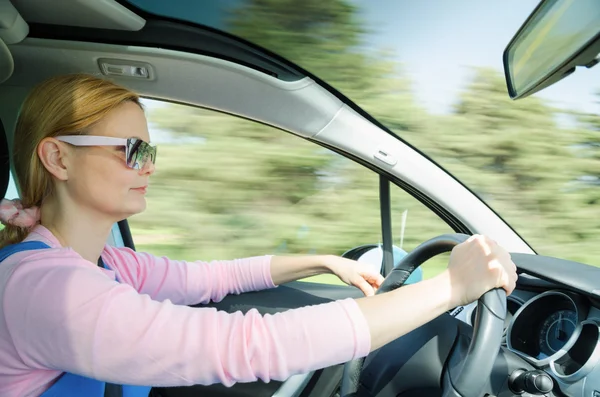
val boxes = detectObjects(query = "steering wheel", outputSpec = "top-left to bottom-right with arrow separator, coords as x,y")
340,233 -> 507,397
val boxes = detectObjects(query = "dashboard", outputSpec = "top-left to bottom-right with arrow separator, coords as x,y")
351,251 -> 600,397
451,289 -> 600,396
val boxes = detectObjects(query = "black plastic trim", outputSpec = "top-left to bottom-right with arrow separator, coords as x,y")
379,175 -> 394,276
117,219 -> 136,251
301,366 -> 344,397
512,253 -> 600,299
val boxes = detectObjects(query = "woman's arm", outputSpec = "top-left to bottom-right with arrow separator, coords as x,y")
4,236 -> 514,388
270,254 -> 384,295
102,245 -> 276,305
269,255 -> 331,284
103,247 -> 383,305
4,234 -> 515,390
5,253 -> 368,387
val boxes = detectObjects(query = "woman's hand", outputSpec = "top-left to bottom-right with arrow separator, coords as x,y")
325,235 -> 517,302
323,255 -> 385,296
270,255 -> 385,292
355,234 -> 518,351
446,234 -> 518,307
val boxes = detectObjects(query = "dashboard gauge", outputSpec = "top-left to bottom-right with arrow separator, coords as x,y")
507,291 -> 590,367
538,309 -> 577,357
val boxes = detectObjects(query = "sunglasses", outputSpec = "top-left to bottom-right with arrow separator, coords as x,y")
56,135 -> 157,170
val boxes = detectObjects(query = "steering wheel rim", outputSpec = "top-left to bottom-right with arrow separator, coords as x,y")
340,233 -> 507,397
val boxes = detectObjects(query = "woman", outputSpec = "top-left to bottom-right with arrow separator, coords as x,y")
0,74 -> 517,397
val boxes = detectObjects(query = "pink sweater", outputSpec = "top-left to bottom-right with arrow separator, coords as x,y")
0,226 -> 371,397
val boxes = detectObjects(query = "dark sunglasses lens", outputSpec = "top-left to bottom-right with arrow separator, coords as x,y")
126,139 -> 156,170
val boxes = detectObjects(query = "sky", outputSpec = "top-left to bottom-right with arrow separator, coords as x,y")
355,0 -> 598,114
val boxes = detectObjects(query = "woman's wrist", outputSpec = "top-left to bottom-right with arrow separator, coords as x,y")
429,269 -> 460,311
386,270 -> 457,312
317,254 -> 338,274
293,254 -> 333,275
270,255 -> 334,285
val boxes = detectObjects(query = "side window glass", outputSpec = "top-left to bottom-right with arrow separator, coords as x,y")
127,99 -> 382,284
5,172 -> 19,199
391,186 -> 454,280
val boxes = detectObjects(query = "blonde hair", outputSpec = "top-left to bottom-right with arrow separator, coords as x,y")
0,74 -> 141,247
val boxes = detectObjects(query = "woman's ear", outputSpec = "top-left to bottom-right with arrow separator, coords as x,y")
37,138 -> 70,181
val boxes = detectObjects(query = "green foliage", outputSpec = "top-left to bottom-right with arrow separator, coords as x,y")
433,69 -> 599,265
129,0 -> 599,274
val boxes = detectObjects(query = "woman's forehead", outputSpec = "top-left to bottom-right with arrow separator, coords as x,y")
91,102 -> 150,141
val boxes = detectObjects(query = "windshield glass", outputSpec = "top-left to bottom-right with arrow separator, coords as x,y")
125,0 -> 599,266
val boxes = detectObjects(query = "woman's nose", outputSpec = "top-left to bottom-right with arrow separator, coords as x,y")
139,158 -> 156,175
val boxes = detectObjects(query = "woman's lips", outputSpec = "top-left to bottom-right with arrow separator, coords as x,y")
132,186 -> 148,194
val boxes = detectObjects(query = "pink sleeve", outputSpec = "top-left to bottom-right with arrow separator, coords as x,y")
4,253 -> 371,387
102,245 -> 276,305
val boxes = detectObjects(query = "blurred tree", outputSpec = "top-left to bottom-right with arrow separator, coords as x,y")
437,68 -> 598,261
577,92 -> 600,182
452,68 -> 574,193
230,0 -> 389,98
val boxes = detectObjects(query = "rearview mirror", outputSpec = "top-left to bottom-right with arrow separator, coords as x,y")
504,0 -> 600,99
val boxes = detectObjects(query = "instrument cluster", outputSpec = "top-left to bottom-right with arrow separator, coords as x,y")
506,291 -> 600,383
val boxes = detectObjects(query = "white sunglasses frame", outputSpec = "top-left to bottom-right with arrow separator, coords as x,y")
56,135 -> 156,170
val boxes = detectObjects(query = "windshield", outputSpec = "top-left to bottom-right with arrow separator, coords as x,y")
125,0 -> 599,266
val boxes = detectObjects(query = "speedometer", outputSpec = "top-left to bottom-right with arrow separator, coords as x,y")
538,309 -> 577,358
507,291 -> 587,366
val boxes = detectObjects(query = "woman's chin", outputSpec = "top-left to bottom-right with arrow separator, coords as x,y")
121,198 -> 147,218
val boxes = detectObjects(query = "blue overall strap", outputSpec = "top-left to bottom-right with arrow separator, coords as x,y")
40,373 -> 106,397
0,241 -> 51,261
0,242 -> 151,397
39,374 -> 151,397
38,369 -> 152,397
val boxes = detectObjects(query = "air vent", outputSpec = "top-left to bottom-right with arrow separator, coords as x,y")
98,58 -> 154,80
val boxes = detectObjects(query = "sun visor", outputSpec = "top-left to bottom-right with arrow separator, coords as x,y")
0,0 -> 29,44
